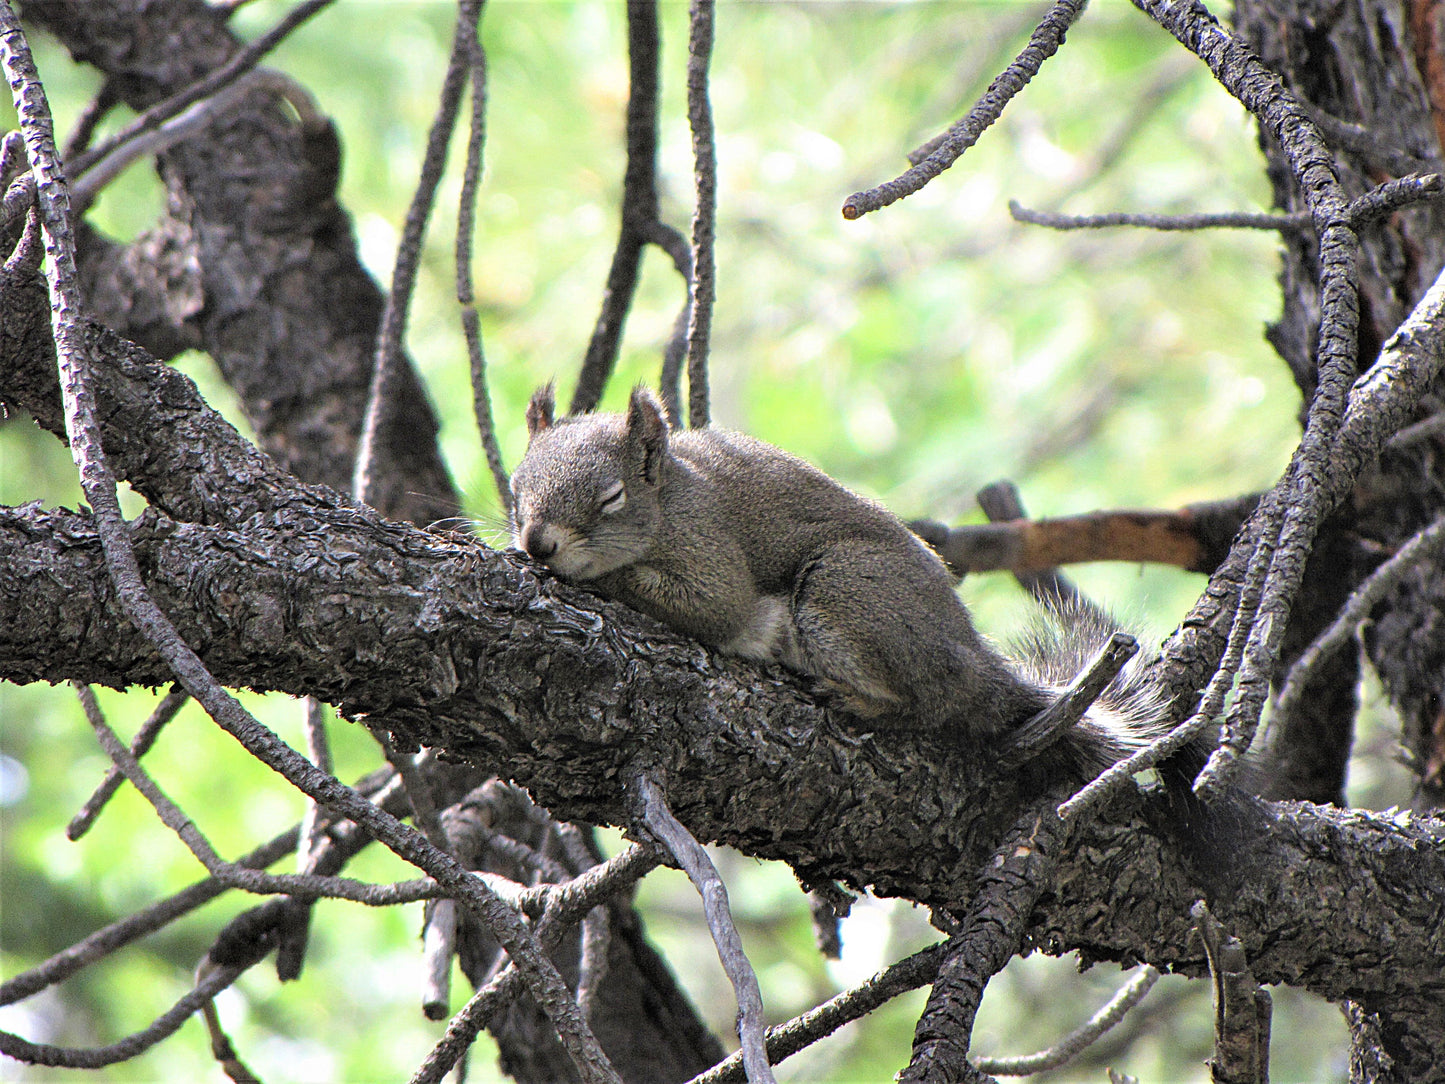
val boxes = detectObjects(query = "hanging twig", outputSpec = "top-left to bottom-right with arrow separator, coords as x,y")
683,0 -> 716,428
453,2 -> 509,511
0,17 -> 617,1076
842,0 -> 1089,220
353,0 -> 479,506
635,774 -> 775,1084
572,0 -> 666,415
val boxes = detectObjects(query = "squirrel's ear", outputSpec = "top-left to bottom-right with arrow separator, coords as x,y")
525,384 -> 556,438
625,386 -> 669,484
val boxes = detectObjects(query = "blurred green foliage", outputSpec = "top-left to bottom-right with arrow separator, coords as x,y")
1,1 -> 1355,1080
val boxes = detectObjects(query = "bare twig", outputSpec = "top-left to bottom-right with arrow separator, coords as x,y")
0,18 -> 616,1077
1001,633 -> 1138,768
410,843 -> 660,1084
689,938 -> 957,1084
68,0 -> 337,180
422,898 -> 459,1020
274,696 -> 332,981
636,774 -> 775,1084
973,966 -> 1159,1076
843,0 -> 1088,220
67,684 -> 189,840
454,2 -> 509,510
0,963 -> 246,1069
353,0 -> 478,506
1010,200 -> 1308,232
1276,514 -> 1445,721
684,0 -> 716,428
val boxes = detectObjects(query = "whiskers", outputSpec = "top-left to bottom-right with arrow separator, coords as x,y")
426,508 -> 515,549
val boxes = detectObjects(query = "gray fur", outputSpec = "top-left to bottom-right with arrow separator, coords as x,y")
511,385 -> 1156,761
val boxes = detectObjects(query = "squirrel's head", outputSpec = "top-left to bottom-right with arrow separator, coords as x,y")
509,384 -> 669,580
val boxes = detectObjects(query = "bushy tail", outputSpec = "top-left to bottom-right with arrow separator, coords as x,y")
1006,596 -> 1175,776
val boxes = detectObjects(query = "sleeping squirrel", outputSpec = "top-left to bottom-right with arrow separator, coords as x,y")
509,384 -> 1169,773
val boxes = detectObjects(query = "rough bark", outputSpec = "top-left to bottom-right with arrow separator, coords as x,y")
1233,0 -> 1445,810
1,336 -> 1442,1044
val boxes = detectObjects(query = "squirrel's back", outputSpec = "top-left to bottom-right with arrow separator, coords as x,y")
511,384 -> 1167,773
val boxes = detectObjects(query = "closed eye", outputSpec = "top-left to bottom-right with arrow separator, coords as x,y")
599,483 -> 626,515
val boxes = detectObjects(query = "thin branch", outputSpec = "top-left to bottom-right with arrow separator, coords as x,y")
70,71 -> 320,212
688,938 -> 957,1084
1276,514 -> 1445,721
572,0 -> 665,415
410,843 -> 661,1084
684,0 -> 716,428
68,0 -> 337,180
973,966 -> 1159,1076
76,687 -> 447,906
67,684 -> 189,840
842,0 -> 1088,220
0,20 -> 616,1075
353,0 -> 478,506
1010,199 -> 1308,232
636,775 -> 775,1084
0,963 -> 245,1069
454,2 -> 508,511
1305,105 -> 1442,175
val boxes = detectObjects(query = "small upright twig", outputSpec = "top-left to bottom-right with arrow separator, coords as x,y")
683,0 -> 716,428
635,774 -> 775,1084
1193,902 -> 1271,1084
975,479 -> 1096,610
1001,633 -> 1138,769
274,696 -> 333,982
842,0 -> 1088,220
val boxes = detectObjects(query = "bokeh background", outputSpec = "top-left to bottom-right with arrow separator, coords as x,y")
4,1 -> 1400,1079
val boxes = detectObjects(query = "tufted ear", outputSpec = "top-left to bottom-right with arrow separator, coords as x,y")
525,383 -> 556,439
625,385 -> 669,485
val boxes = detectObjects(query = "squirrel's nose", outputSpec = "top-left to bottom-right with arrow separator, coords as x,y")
522,524 -> 557,562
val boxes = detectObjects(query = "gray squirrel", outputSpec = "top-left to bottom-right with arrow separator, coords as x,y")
510,384 -> 1168,772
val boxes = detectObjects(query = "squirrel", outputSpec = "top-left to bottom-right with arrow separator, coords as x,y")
509,384 -> 1169,774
